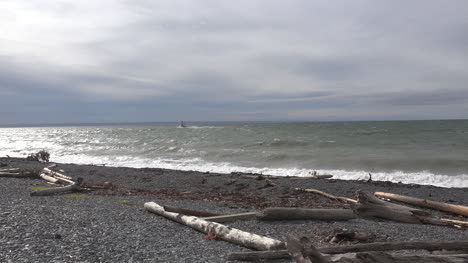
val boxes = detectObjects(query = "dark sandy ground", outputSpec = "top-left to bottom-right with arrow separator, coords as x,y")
1,157 -> 467,262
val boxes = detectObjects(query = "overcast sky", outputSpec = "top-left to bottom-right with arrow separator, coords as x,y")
1,0 -> 468,125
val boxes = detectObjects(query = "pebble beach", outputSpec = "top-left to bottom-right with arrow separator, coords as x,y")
1,158 -> 467,262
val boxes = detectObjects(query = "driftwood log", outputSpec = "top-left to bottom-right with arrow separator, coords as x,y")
375,192 -> 468,217
296,188 -> 357,204
257,208 -> 357,221
144,202 -> 285,251
30,183 -> 82,196
162,205 -> 222,217
43,167 -> 73,180
39,173 -> 60,184
351,190 -> 455,227
226,241 -> 468,261
0,170 -> 37,178
203,212 -> 258,223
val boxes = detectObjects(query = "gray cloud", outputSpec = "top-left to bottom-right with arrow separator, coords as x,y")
1,0 -> 468,124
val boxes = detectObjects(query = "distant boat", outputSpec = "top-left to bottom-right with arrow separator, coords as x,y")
179,121 -> 187,128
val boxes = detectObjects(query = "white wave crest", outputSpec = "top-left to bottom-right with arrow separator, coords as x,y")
48,154 -> 468,188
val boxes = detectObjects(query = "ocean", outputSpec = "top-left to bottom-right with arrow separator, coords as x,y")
1,120 -> 467,188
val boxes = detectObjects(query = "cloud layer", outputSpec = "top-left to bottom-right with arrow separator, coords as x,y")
1,0 -> 468,124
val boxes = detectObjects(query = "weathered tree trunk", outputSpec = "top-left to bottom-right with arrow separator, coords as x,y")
374,192 -> 468,217
351,190 -> 451,226
162,205 -> 222,217
144,202 -> 285,251
258,208 -> 357,221
296,188 -> 357,204
226,241 -> 468,261
30,183 -> 81,196
203,212 -> 258,223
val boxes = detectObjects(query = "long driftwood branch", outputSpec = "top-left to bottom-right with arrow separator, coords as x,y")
296,188 -> 357,204
375,191 -> 468,217
257,208 -> 357,221
351,190 -> 454,227
226,241 -> 468,261
144,202 -> 285,251
203,212 -> 258,223
162,205 -> 222,217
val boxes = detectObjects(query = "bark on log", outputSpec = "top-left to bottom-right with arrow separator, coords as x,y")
144,202 -> 285,251
258,208 -> 357,221
351,190 -> 452,226
226,241 -> 468,261
0,168 -> 20,173
162,205 -> 222,217
296,188 -> 357,204
203,212 -> 258,223
375,192 -> 468,217
0,171 -> 36,178
30,183 -> 82,196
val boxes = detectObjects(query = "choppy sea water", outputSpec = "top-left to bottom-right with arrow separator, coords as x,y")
1,120 -> 467,188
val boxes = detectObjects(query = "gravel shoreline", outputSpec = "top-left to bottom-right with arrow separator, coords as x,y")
1,158 -> 467,262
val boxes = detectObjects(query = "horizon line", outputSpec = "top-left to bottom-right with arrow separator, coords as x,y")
1,118 -> 467,128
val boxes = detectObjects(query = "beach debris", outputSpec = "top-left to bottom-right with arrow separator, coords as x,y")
203,212 -> 258,223
366,172 -> 372,183
144,201 -> 286,251
258,179 -> 277,189
328,229 -> 372,244
226,240 -> 468,262
374,191 -> 468,217
351,190 -> 461,227
26,150 -> 50,163
0,168 -> 38,178
284,235 -> 326,263
30,177 -> 88,196
296,188 -> 357,204
307,170 -> 333,179
162,205 -> 222,217
257,207 -> 357,221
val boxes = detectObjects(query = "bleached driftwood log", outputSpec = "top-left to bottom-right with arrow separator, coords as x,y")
43,167 -> 73,180
375,192 -> 468,217
226,241 -> 468,261
144,202 -> 285,251
296,188 -> 357,204
257,208 -> 357,221
351,190 -> 454,226
39,173 -> 59,184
